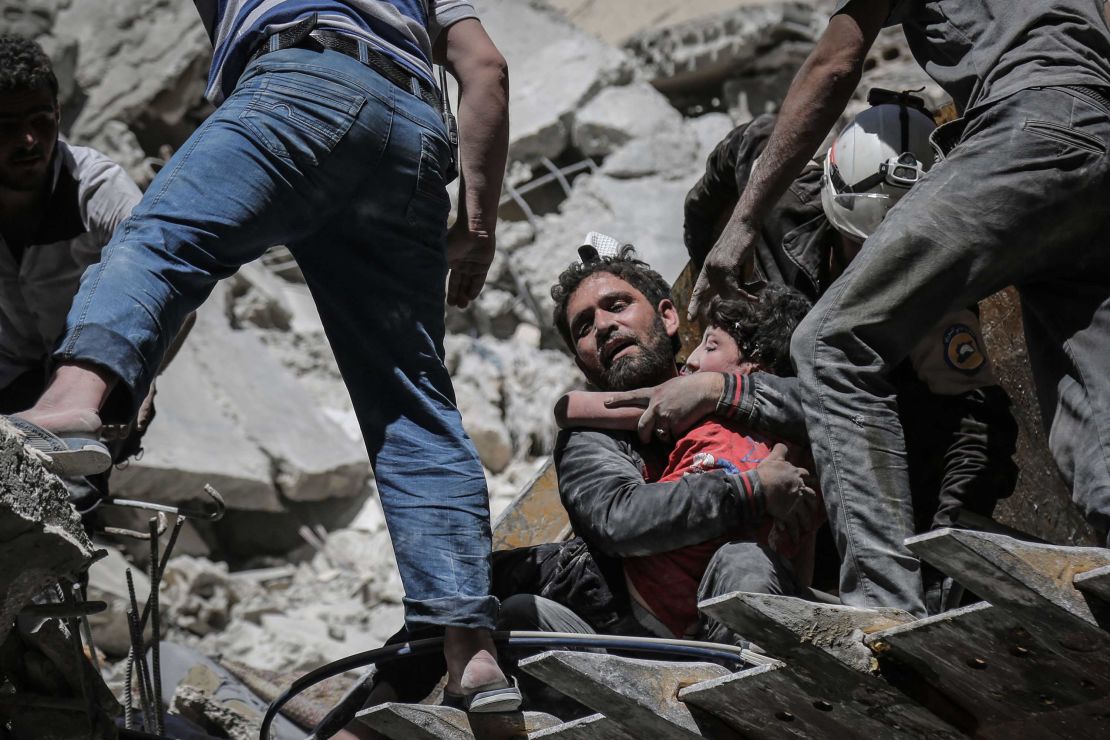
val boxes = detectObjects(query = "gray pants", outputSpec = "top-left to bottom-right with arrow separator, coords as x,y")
792,85 -> 1110,616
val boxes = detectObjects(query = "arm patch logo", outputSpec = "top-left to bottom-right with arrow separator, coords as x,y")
943,323 -> 985,374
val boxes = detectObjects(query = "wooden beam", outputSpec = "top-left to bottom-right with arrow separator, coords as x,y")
517,651 -> 737,739
528,713 -> 635,739
867,601 -> 1109,732
698,592 -> 964,736
906,529 -> 1110,662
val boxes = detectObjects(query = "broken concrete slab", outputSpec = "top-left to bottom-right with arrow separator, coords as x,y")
572,82 -> 683,157
115,284 -> 371,512
51,0 -> 214,186
473,0 -> 631,163
0,420 -> 99,647
517,651 -> 736,739
85,545 -> 152,658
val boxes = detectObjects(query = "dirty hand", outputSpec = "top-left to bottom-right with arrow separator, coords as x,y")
688,216 -> 758,320
756,443 -> 818,541
447,221 -> 496,309
605,372 -> 725,445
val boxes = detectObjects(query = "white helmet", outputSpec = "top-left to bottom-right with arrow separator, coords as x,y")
821,90 -> 937,241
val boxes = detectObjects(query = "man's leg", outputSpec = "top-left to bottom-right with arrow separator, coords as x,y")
791,86 -> 1110,616
694,541 -> 797,646
23,48 -> 381,430
286,56 -> 504,696
1024,282 -> 1110,545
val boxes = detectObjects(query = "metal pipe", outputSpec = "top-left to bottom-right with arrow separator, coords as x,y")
272,631 -> 768,740
126,570 -> 155,732
147,517 -> 164,736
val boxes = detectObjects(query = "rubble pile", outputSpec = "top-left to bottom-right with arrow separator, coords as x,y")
1,0 -> 1099,736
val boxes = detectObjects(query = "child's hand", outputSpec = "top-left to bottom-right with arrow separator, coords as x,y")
756,444 -> 818,541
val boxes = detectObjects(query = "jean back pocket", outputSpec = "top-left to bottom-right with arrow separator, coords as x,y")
240,71 -> 366,166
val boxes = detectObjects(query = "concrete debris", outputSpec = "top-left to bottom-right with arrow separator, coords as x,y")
115,283 -> 371,517
86,546 -> 153,658
474,0 -> 632,163
572,82 -> 684,157
0,420 -> 98,648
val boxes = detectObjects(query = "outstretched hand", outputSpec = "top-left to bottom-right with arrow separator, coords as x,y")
604,372 -> 724,445
447,221 -> 496,309
688,216 -> 759,319
756,443 -> 818,541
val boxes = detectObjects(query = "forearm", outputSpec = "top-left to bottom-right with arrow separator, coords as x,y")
555,390 -> 642,430
446,20 -> 509,232
729,3 -> 883,228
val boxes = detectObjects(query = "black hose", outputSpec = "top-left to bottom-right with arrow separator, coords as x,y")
261,631 -> 759,740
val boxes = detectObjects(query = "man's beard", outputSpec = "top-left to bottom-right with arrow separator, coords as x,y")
598,315 -> 676,392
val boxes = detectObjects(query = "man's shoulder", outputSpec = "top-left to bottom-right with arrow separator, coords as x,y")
58,141 -> 134,188
56,141 -> 142,229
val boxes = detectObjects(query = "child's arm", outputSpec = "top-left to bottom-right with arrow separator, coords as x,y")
555,390 -> 646,430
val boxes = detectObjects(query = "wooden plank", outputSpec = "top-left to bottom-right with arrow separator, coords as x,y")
528,713 -> 635,740
492,459 -> 572,551
867,601 -> 1108,733
906,529 -> 1110,664
698,593 -> 964,736
680,661 -> 947,740
1075,564 -> 1110,606
356,703 -> 562,740
517,651 -> 738,739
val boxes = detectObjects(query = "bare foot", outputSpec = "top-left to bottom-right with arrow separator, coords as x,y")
443,627 -> 507,695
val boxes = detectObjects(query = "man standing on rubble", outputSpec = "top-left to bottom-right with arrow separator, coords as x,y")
688,0 -> 1110,616
10,2 -> 517,711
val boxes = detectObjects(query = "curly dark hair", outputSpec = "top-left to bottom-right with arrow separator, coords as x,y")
550,245 -> 677,354
707,284 -> 812,376
0,35 -> 58,98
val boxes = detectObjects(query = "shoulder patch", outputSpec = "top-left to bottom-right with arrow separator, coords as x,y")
943,324 -> 985,374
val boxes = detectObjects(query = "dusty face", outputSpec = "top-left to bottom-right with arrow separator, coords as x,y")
565,272 -> 679,391
684,326 -> 743,374
0,87 -> 59,193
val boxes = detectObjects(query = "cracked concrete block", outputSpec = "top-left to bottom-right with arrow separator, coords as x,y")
115,283 -> 370,512
0,420 -> 98,647
473,0 -> 631,163
572,82 -> 683,157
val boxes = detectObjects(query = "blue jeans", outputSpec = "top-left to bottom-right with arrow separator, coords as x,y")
792,86 -> 1110,616
56,48 -> 498,630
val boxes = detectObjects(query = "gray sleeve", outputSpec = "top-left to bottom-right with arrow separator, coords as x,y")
553,429 -> 764,558
832,0 -> 906,26
716,372 -> 809,445
428,0 -> 479,43
70,145 -> 141,267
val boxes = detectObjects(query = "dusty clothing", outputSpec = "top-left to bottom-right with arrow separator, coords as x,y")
0,141 -> 140,390
686,116 -> 1019,534
625,421 -> 794,637
834,0 -> 1110,114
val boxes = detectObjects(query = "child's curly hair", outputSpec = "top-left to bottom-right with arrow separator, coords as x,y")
706,284 -> 812,376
